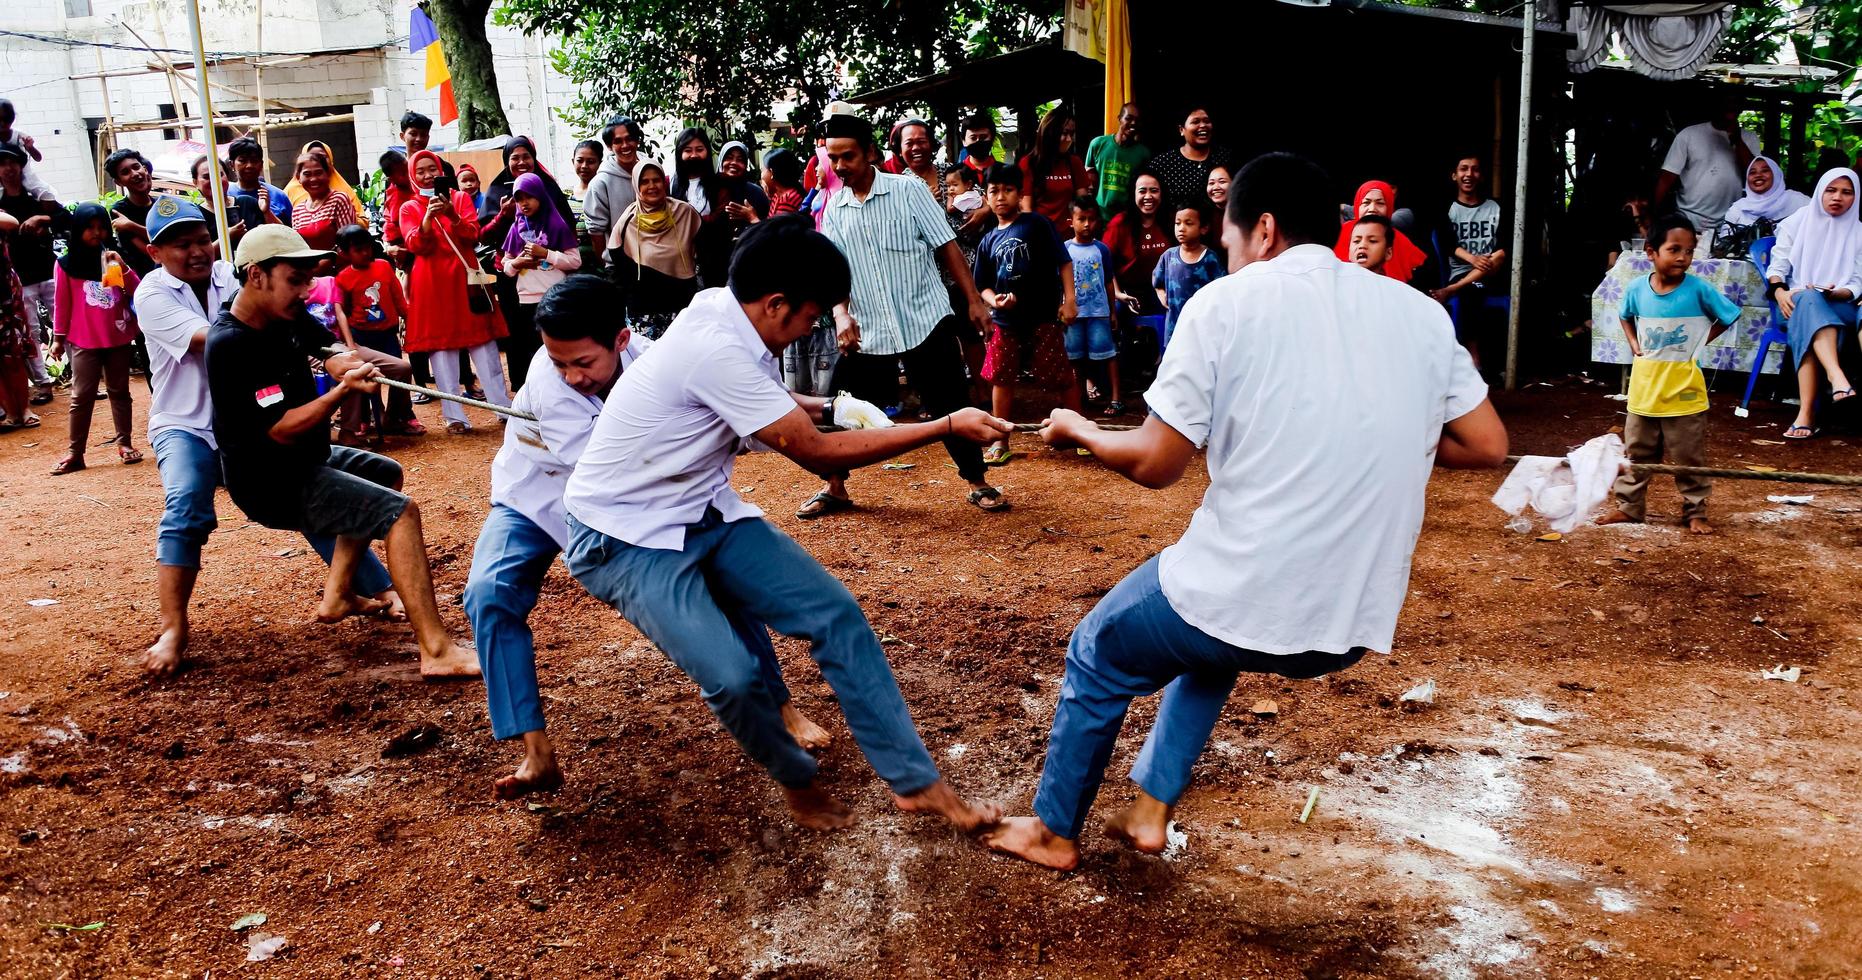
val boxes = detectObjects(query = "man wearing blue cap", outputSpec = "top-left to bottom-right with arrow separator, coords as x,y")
133,197 -> 403,676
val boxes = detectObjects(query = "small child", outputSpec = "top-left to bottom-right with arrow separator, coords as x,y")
945,166 -> 984,219
1151,200 -> 1225,355
1349,212 -> 1394,276
972,163 -> 1080,468
334,224 -> 423,436
500,172 -> 582,393
1597,214 -> 1741,535
1063,196 -> 1125,415
49,203 -> 140,474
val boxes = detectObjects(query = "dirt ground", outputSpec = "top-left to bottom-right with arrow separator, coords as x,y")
2,376 -> 1859,979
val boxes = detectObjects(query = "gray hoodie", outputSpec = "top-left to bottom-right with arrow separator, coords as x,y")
582,154 -> 637,246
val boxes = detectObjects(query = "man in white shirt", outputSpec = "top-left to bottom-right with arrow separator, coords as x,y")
1655,97 -> 1761,235
465,275 -> 831,799
134,197 -> 397,676
562,217 -> 1012,832
984,154 -> 1510,870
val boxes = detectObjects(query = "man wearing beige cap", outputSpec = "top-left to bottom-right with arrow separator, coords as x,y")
205,224 -> 479,679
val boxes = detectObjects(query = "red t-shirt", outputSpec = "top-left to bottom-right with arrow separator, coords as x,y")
1102,211 -> 1174,299
382,183 -> 415,244
334,259 -> 407,332
1020,155 -> 1089,226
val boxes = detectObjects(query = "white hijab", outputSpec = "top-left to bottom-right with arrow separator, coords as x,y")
1776,168 -> 1862,290
1724,156 -> 1809,225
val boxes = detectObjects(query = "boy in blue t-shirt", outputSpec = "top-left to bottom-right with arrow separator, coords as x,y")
972,163 -> 1078,465
1151,200 -> 1225,356
1063,196 -> 1125,414
1597,214 -> 1741,535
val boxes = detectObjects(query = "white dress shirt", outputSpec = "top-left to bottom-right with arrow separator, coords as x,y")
491,337 -> 651,549
132,260 -> 238,447
1143,244 -> 1489,655
563,288 -> 799,551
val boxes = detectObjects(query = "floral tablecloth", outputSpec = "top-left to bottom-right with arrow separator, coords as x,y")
1590,254 -> 1783,374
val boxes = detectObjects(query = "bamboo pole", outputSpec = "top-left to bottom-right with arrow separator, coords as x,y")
131,17 -> 191,141
93,46 -> 116,195
181,0 -> 230,254
255,0 -> 268,171
1504,0 -> 1534,391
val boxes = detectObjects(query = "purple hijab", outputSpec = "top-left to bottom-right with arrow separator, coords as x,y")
502,171 -> 577,256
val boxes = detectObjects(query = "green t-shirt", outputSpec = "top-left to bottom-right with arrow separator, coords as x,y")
1085,135 -> 1152,219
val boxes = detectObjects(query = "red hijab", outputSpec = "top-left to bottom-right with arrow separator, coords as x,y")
1335,180 -> 1428,282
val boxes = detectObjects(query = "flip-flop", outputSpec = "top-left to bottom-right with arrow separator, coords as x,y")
1833,387 -> 1857,402
796,491 -> 854,520
967,486 -> 1010,512
1783,424 -> 1816,440
118,445 -> 143,464
51,455 -> 85,475
982,444 -> 1012,466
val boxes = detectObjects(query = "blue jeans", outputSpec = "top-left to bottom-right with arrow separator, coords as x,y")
463,504 -> 796,740
1033,556 -> 1365,840
152,427 -> 391,595
565,509 -> 940,793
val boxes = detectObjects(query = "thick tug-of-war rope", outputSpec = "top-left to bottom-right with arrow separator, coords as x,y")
323,355 -> 1862,488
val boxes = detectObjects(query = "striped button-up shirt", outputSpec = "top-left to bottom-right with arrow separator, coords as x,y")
820,169 -> 957,356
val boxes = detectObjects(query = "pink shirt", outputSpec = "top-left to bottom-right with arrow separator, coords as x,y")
53,264 -> 141,349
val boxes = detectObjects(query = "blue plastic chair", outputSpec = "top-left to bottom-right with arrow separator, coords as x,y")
1737,235 -> 1784,416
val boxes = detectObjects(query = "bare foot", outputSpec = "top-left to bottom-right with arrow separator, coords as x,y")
1687,517 -> 1714,535
144,626 -> 186,677
893,779 -> 1001,833
493,752 -> 564,800
1103,793 -> 1171,854
419,641 -> 483,680
1594,509 -> 1640,526
316,592 -> 393,624
783,783 -> 856,830
374,589 -> 408,622
982,815 -> 1080,871
781,701 -> 833,752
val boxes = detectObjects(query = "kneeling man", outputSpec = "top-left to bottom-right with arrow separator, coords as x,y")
984,154 -> 1509,869
204,225 -> 478,678
563,216 -> 1011,831
464,275 -> 831,799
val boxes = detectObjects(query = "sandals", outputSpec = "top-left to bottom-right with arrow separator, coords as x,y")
445,420 -> 469,435
385,419 -> 428,436
0,414 -> 41,432
51,455 -> 85,475
118,445 -> 143,464
410,392 -> 434,405
1833,387 -> 1857,403
1104,400 -> 1126,416
1783,424 -> 1816,440
967,486 -> 1010,512
982,444 -> 1012,466
796,491 -> 855,520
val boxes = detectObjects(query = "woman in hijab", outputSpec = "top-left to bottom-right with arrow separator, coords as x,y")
1766,167 -> 1862,439
478,135 -> 575,381
289,149 -> 360,251
497,171 -> 582,392
1333,180 -> 1430,285
399,149 -> 511,434
283,140 -> 365,228
1717,156 -> 1809,253
607,159 -> 701,339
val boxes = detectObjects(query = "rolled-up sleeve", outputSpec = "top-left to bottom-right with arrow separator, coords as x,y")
134,280 -> 207,364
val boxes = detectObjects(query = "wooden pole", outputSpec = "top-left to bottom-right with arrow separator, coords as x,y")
136,16 -> 190,141
181,0 -> 231,254
1504,0 -> 1535,391
93,46 -> 116,195
255,0 -> 268,171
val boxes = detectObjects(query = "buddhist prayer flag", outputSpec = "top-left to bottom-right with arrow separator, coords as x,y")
409,4 -> 457,126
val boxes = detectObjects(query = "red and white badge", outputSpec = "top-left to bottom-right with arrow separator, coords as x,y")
254,384 -> 284,407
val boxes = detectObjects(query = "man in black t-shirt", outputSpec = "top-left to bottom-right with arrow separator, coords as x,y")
104,149 -> 159,278
205,225 -> 479,679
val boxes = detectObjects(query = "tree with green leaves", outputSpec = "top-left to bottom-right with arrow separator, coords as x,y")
497,0 -> 1058,136
425,0 -> 513,141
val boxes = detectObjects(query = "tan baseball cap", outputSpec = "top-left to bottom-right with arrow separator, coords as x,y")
233,224 -> 334,270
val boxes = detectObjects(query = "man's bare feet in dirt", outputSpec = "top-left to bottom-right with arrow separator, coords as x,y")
419,642 -> 482,680
893,779 -> 1001,832
784,783 -> 856,830
144,626 -> 186,677
316,592 -> 394,624
1594,509 -> 1640,526
1103,792 -> 1171,854
493,734 -> 563,799
1687,517 -> 1714,535
374,589 -> 408,621
982,816 -> 1080,871
781,702 -> 833,752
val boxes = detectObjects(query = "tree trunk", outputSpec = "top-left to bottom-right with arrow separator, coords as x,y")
424,0 -> 511,142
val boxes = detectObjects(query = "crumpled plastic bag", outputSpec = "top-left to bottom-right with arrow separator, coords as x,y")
1492,433 -> 1626,534
831,393 -> 894,430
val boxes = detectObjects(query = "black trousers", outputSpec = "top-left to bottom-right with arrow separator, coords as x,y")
827,316 -> 984,483
500,301 -> 542,394
410,349 -> 476,389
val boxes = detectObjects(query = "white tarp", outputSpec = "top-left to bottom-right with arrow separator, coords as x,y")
1567,1 -> 1734,80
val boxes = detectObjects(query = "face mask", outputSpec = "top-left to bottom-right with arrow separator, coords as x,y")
966,139 -> 991,155
418,187 -> 436,198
